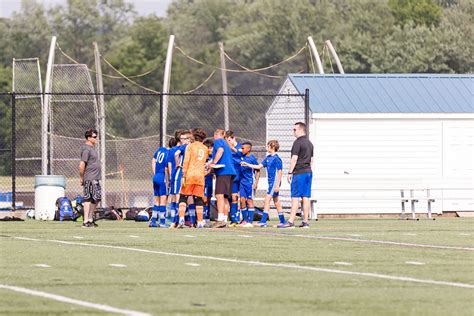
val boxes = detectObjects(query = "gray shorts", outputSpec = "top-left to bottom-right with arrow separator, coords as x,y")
83,180 -> 101,203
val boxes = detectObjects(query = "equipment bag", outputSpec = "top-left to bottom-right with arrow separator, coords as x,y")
55,197 -> 74,221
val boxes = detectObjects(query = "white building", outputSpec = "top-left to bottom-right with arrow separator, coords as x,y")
267,74 -> 474,215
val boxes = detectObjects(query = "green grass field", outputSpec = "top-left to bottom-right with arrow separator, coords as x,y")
1,218 -> 473,315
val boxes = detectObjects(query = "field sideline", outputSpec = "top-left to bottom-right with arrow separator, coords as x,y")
1,219 -> 473,315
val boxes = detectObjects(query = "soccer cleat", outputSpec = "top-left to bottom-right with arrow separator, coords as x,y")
276,222 -> 287,228
299,222 -> 310,228
149,221 -> 158,228
159,223 -> 170,228
229,222 -> 239,228
196,222 -> 205,229
240,222 -> 254,228
278,221 -> 295,229
90,220 -> 98,227
177,222 -> 185,229
81,222 -> 92,228
254,221 -> 267,228
211,221 -> 227,228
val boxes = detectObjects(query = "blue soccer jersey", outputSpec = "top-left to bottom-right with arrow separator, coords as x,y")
212,138 -> 236,176
167,145 -> 180,195
204,154 -> 213,197
240,154 -> 258,200
171,144 -> 187,194
262,153 -> 283,195
231,143 -> 243,181
153,147 -> 168,175
153,147 -> 168,196
240,155 -> 258,185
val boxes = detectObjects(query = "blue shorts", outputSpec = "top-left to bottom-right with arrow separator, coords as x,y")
240,183 -> 254,200
170,170 -> 182,195
231,178 -> 240,194
204,184 -> 213,198
267,180 -> 280,197
153,180 -> 168,197
291,173 -> 313,198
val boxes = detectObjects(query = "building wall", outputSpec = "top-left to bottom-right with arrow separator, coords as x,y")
266,79 -> 305,173
265,80 -> 305,204
311,117 -> 474,214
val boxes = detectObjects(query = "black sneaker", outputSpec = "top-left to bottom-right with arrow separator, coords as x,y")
299,221 -> 309,228
91,221 -> 98,227
82,222 -> 92,228
278,221 -> 295,229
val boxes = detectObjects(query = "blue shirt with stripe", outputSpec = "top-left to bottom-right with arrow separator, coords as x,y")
153,147 -> 168,182
231,143 -> 243,181
262,154 -> 282,187
205,153 -> 213,187
240,154 -> 258,185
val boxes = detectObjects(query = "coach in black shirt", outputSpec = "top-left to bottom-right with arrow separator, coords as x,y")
281,122 -> 314,228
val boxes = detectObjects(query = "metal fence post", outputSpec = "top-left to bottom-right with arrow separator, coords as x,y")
304,88 -> 310,136
11,93 -> 16,211
159,93 -> 164,147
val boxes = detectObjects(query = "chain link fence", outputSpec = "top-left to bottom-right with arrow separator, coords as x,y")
2,91 -> 308,209
0,94 -> 13,210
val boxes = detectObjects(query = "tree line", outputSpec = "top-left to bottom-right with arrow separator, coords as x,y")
0,0 -> 472,175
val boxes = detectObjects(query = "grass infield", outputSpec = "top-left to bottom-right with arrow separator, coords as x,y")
1,218 -> 473,315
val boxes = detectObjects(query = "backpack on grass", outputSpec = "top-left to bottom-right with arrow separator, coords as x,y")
55,197 -> 79,221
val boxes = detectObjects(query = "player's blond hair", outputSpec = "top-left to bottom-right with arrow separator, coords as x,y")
214,129 -> 225,137
267,140 -> 280,152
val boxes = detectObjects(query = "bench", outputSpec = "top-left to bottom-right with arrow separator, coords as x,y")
252,189 -> 437,221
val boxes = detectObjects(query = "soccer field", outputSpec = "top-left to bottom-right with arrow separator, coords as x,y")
1,219 -> 473,315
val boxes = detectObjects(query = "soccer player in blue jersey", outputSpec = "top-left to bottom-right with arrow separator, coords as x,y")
150,145 -> 169,228
241,140 -> 285,227
173,130 -> 193,226
168,130 -> 186,226
225,130 -> 243,227
203,138 -> 214,224
210,129 -> 236,228
238,142 -> 260,228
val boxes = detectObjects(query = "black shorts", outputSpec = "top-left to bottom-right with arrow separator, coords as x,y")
215,175 -> 234,198
83,180 -> 102,203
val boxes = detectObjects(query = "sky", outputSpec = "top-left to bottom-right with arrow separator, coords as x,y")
0,0 -> 173,18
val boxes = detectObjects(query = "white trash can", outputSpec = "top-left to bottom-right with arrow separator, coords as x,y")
34,175 -> 66,220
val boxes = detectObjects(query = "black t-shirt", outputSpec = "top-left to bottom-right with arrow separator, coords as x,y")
291,135 -> 314,174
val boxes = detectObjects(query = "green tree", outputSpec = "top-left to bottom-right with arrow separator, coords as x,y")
389,0 -> 443,27
49,0 -> 134,65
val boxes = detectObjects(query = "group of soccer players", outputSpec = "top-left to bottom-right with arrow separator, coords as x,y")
150,128 -> 289,229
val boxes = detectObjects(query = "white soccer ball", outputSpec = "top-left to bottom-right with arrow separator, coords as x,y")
26,209 -> 35,219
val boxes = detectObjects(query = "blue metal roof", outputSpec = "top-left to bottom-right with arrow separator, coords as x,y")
288,74 -> 473,113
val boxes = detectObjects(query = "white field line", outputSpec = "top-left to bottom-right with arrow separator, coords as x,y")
239,231 -> 474,252
12,237 -> 474,290
109,264 -> 127,268
334,262 -> 353,266
405,261 -> 426,265
185,263 -> 201,267
0,284 -> 150,316
34,264 -> 51,268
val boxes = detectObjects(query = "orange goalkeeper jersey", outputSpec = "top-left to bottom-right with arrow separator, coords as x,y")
182,142 -> 209,185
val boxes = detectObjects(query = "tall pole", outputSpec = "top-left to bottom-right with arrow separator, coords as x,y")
94,42 -> 107,207
305,88 -> 310,138
11,93 -> 16,211
218,42 -> 229,131
159,93 -> 164,148
307,36 -> 324,74
43,36 -> 56,175
162,35 -> 175,146
325,40 -> 345,74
